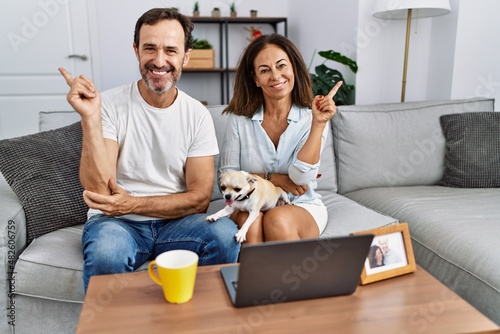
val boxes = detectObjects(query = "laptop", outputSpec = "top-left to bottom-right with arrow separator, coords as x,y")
220,234 -> 374,307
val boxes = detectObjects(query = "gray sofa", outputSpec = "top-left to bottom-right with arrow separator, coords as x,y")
332,97 -> 499,326
0,97 -> 498,333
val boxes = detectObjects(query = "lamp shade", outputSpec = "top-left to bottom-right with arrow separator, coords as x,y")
373,0 -> 451,19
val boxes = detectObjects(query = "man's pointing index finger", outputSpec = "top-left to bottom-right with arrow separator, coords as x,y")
58,67 -> 73,86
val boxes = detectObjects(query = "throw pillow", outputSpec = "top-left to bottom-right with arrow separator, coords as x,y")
0,122 -> 88,243
438,112 -> 500,188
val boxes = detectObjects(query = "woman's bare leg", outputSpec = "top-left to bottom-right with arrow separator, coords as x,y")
262,205 -> 319,241
230,210 -> 265,244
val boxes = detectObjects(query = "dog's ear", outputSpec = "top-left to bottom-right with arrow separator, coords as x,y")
247,175 -> 258,185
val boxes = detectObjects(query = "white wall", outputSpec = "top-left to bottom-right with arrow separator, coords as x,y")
356,0 -> 452,104
85,0 -> 500,108
425,0 -> 458,101
450,1 -> 500,108
91,0 -> 289,104
287,0 -> 359,92
90,0 -> 359,105
2,0 -> 499,138
355,0 -> 499,109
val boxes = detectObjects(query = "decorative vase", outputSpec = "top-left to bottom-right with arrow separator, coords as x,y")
193,11 -> 200,17
212,9 -> 220,17
230,11 -> 237,17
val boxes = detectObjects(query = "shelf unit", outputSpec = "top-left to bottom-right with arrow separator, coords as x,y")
185,16 -> 288,104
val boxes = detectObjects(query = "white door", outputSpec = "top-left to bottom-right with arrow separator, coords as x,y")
0,0 -> 92,139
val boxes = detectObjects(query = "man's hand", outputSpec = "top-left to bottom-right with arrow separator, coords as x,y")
83,179 -> 134,216
58,67 -> 101,118
311,81 -> 343,124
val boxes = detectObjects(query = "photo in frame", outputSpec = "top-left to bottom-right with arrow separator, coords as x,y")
353,223 -> 416,285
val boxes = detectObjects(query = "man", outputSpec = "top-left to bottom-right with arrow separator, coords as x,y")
59,8 -> 240,292
378,237 -> 402,265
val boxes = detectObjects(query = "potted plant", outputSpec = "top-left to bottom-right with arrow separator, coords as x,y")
230,2 -> 237,17
186,38 -> 215,69
212,7 -> 220,17
192,38 -> 213,50
193,2 -> 200,17
250,9 -> 258,18
309,50 -> 358,105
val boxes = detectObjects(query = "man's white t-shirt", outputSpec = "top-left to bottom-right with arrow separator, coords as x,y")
88,82 -> 218,220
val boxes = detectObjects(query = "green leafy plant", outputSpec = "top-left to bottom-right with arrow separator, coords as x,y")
230,2 -> 236,13
309,50 -> 358,105
193,2 -> 199,12
192,38 -> 213,49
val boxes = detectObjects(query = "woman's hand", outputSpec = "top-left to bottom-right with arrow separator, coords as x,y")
269,173 -> 308,196
59,67 -> 101,119
311,81 -> 343,125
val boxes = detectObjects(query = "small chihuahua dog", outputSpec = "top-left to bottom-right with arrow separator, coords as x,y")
206,170 -> 290,243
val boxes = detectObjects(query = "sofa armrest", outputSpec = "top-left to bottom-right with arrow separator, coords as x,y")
0,172 -> 27,329
0,172 -> 28,270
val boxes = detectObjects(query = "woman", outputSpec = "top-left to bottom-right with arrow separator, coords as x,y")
368,245 -> 385,268
218,34 -> 342,243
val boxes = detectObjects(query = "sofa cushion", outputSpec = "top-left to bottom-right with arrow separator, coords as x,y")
39,110 -> 81,131
0,122 -> 88,243
439,112 -> 500,188
207,106 -> 228,200
316,123 -> 337,192
15,224 -> 150,303
333,98 -> 495,194
316,191 -> 397,237
15,225 -> 85,302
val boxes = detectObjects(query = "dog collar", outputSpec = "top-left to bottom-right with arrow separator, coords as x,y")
236,188 -> 255,201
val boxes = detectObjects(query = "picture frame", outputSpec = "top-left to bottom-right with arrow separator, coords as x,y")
353,223 -> 416,285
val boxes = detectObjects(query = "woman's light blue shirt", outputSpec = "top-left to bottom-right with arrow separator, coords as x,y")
218,104 -> 328,204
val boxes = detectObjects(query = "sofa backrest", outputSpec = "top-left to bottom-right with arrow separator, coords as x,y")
332,97 -> 495,194
43,97 -> 494,198
39,111 -> 80,131
206,105 -> 227,200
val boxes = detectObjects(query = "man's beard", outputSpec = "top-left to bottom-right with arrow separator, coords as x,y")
141,63 -> 181,94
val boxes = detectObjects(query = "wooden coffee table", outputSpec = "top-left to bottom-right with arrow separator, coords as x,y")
76,265 -> 499,333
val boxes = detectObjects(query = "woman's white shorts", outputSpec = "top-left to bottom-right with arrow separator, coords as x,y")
294,199 -> 328,234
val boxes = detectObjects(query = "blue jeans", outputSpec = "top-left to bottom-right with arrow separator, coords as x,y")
82,213 -> 240,293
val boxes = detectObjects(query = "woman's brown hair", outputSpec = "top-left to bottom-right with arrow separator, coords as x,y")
224,34 -> 313,117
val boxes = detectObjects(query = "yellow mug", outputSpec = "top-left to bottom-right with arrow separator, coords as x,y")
148,250 -> 199,304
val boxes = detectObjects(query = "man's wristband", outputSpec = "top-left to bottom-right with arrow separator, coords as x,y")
265,172 -> 272,181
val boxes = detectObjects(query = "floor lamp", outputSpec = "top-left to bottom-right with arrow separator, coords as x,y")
373,0 -> 451,102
